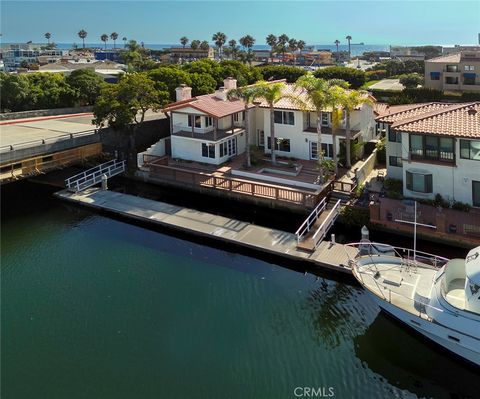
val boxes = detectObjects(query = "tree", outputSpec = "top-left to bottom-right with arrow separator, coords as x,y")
200,40 -> 210,51
329,86 -> 348,176
180,36 -> 188,48
227,85 -> 259,168
101,34 -> 109,50
227,39 -> 238,60
334,39 -> 340,54
342,90 -> 373,168
254,81 -> 287,164
277,34 -> 289,64
239,35 -> 255,65
0,73 -> 31,111
314,66 -> 366,89
148,66 -> 192,100
189,72 -> 217,96
399,73 -> 423,88
26,73 -> 78,109
110,32 -> 119,49
293,75 -> 349,183
66,68 -> 105,105
190,40 -> 200,50
122,37 -> 127,48
93,73 -> 169,150
258,65 -> 306,83
266,34 -> 277,63
288,38 -> 298,65
346,35 -> 352,60
44,32 -> 51,44
297,40 -> 306,53
78,29 -> 88,49
212,32 -> 227,59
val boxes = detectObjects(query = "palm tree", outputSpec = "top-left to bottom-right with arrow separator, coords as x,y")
212,32 -> 227,59
200,40 -> 209,50
227,86 -> 260,168
334,39 -> 340,54
100,34 -> 108,50
342,90 -> 373,168
288,38 -> 298,65
277,34 -> 289,64
239,35 -> 255,65
329,86 -> 348,177
346,35 -> 352,60
44,32 -> 51,44
110,32 -> 118,49
266,34 -> 277,63
190,40 -> 200,50
297,40 -> 306,52
228,39 -> 237,59
78,29 -> 87,49
180,36 -> 188,48
254,81 -> 286,164
122,37 -> 127,48
294,75 -> 349,183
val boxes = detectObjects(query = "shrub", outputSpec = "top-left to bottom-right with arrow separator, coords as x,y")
375,138 -> 386,164
384,178 -> 403,199
365,69 -> 387,81
258,65 -> 307,83
432,193 -> 449,208
399,73 -> 424,88
314,66 -> 366,89
451,201 -> 471,212
338,206 -> 370,227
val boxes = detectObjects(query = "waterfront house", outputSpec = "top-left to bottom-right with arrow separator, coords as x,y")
377,102 -> 480,206
154,79 -> 376,166
424,51 -> 480,92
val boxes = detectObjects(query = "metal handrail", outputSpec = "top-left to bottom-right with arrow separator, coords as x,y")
295,197 -> 326,241
65,159 -> 125,192
311,199 -> 342,249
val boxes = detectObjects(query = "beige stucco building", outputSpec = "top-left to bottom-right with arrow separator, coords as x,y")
424,51 -> 480,92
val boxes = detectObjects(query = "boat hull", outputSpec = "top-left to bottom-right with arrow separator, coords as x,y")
368,294 -> 480,368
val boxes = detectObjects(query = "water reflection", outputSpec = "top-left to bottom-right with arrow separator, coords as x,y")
354,312 -> 480,398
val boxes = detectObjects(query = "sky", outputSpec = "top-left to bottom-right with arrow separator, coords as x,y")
1,1 -> 479,46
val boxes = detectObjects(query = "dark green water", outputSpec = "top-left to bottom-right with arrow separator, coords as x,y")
2,182 -> 479,399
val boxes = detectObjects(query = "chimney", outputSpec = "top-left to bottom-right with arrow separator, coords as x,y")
175,84 -> 192,102
215,86 -> 227,101
223,77 -> 237,90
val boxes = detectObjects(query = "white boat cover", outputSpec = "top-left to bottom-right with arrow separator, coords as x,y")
465,246 -> 480,285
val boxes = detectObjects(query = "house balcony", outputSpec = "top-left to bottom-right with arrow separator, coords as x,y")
172,126 -> 245,142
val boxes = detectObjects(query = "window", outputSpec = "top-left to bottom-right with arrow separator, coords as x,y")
310,142 -> 318,160
446,65 -> 459,72
233,112 -> 244,122
201,143 -> 215,158
274,110 -> 295,125
219,137 -> 237,157
463,73 -> 476,85
410,135 -> 454,163
388,130 -> 402,143
258,130 -> 265,147
389,156 -> 403,167
464,65 -> 475,71
406,171 -> 433,193
205,117 -> 213,127
188,115 -> 201,128
473,181 -> 480,207
460,140 -> 480,160
321,143 -> 334,158
445,76 -> 459,85
430,72 -> 440,80
321,113 -> 329,126
267,137 -> 291,152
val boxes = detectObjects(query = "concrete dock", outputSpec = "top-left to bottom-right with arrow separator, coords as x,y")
55,188 -> 358,274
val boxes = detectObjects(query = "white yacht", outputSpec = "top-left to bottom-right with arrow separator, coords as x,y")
347,242 -> 480,367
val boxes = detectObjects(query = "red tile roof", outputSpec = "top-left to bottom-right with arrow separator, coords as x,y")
163,93 -> 249,118
375,102 -> 456,123
390,102 -> 480,138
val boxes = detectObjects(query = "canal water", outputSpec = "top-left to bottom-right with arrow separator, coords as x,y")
2,181 -> 479,399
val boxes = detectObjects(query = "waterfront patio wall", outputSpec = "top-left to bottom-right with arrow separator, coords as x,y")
355,149 -> 377,185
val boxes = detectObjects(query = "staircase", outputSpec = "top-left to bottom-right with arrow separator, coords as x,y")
65,159 -> 126,192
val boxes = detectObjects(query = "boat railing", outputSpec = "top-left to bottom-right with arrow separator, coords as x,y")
344,242 -> 450,270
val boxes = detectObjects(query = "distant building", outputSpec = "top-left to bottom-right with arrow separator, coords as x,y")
424,51 -> 480,92
252,50 -> 271,62
166,47 -> 214,63
94,51 -> 123,62
390,45 -> 442,61
32,60 -> 126,82
377,102 -> 480,206
0,43 -> 67,71
443,45 -> 480,55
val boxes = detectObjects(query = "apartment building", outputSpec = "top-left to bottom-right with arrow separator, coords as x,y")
425,51 -> 480,92
377,102 -> 480,206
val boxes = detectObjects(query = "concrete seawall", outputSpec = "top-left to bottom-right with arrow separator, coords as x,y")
55,188 -> 357,274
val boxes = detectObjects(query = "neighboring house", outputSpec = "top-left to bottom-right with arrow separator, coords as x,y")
0,43 -> 67,71
424,51 -> 480,92
376,102 -> 480,206
442,45 -> 480,55
34,60 -> 126,82
390,45 -> 442,61
154,79 -> 376,166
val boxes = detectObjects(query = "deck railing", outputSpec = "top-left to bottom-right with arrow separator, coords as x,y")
144,157 -> 331,208
65,159 -> 126,192
311,199 -> 342,249
295,198 -> 327,243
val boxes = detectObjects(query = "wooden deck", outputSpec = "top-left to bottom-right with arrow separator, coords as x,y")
55,188 -> 358,274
